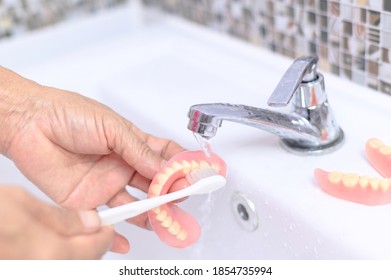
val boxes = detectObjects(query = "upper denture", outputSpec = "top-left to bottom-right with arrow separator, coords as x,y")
366,138 -> 391,178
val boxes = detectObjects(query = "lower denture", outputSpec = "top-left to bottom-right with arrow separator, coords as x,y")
315,138 -> 391,206
314,168 -> 391,205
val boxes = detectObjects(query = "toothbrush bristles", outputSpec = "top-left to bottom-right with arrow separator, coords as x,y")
186,167 -> 219,184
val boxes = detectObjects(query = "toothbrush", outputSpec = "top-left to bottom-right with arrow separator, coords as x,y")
99,168 -> 226,226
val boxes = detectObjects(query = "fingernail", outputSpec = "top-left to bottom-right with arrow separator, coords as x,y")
145,220 -> 153,231
78,210 -> 101,229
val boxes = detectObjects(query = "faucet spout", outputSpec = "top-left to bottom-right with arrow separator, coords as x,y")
188,102 -> 344,154
187,56 -> 344,155
189,103 -> 320,145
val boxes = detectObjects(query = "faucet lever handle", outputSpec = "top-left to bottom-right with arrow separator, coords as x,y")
267,56 -> 319,107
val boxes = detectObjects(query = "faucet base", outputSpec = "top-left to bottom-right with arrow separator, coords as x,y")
280,129 -> 345,156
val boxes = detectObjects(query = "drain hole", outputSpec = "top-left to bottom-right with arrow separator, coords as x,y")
237,203 -> 249,221
231,192 -> 259,232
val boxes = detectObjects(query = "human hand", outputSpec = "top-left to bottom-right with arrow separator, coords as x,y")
0,186 -> 113,259
0,66 -> 185,253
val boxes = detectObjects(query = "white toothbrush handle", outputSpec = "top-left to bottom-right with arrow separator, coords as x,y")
99,187 -> 192,226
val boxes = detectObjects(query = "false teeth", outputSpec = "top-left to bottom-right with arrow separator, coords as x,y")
161,216 -> 172,228
168,222 -> 181,235
315,168 -> 391,206
341,173 -> 359,188
147,150 -> 227,247
366,138 -> 391,178
156,210 -> 168,222
315,139 -> 391,206
327,171 -> 390,191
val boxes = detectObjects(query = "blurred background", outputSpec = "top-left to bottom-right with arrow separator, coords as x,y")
1,0 -> 390,96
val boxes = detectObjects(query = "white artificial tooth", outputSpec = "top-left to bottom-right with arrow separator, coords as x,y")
156,210 -> 167,221
191,160 -> 199,170
342,173 -> 359,188
199,161 -> 210,169
369,139 -> 384,149
176,230 -> 188,241
150,184 -> 162,196
380,179 -> 389,191
359,176 -> 369,189
369,178 -> 380,190
212,164 -> 220,173
161,216 -> 172,228
168,221 -> 181,235
152,207 -> 161,214
164,167 -> 175,176
328,172 -> 343,184
379,146 -> 391,155
181,160 -> 192,169
157,173 -> 169,185
171,161 -> 183,171
182,168 -> 191,175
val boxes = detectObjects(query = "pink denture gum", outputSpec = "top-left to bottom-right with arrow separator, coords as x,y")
314,138 -> 391,206
147,150 -> 227,248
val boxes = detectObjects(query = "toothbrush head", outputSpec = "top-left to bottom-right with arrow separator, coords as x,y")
185,167 -> 227,194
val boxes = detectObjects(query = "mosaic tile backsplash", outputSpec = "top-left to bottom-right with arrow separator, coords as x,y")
142,0 -> 391,96
0,0 -> 127,38
1,0 -> 391,96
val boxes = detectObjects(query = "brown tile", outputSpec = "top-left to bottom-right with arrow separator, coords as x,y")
367,60 -> 379,76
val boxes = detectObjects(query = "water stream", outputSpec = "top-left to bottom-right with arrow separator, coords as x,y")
193,133 -> 212,158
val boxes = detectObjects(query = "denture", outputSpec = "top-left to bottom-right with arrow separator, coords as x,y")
366,138 -> 391,178
314,168 -> 391,206
315,138 -> 391,205
147,150 -> 226,248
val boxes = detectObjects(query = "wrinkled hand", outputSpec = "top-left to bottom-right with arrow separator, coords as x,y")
0,66 -> 185,253
0,186 -> 114,259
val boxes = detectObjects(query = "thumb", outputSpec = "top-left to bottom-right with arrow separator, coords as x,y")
28,197 -> 115,259
65,226 -> 115,259
28,195 -> 101,236
112,122 -> 164,179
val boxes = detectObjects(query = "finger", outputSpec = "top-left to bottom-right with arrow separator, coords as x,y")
131,125 -> 186,160
167,178 -> 189,203
65,226 -> 115,259
110,232 -> 130,254
112,122 -> 163,179
106,189 -> 149,229
128,172 -> 151,193
155,139 -> 186,160
25,193 -> 100,235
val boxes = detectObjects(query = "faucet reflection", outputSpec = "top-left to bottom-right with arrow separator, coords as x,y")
187,56 -> 344,155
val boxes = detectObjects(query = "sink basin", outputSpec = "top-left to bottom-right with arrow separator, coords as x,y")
1,3 -> 391,259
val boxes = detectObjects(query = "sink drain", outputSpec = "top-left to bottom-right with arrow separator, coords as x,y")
231,192 -> 259,232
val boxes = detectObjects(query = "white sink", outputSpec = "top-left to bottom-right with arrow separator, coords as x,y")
1,3 -> 391,259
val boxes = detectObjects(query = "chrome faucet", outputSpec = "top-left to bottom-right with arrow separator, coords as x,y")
187,56 -> 344,155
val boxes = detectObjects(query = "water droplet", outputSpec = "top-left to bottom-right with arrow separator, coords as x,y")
316,238 -> 322,245
288,223 -> 296,231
